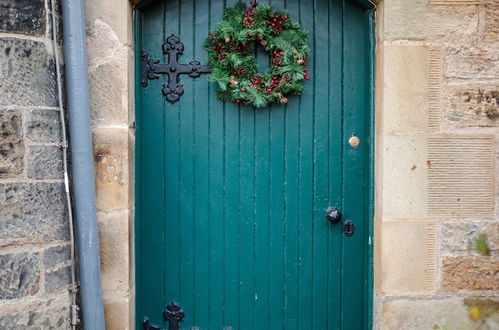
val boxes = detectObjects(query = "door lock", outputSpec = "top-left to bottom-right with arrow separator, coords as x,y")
343,221 -> 355,237
326,207 -> 342,223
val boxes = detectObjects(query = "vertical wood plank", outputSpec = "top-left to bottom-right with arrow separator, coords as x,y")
163,0 -> 181,316
283,1 -> 300,328
298,0 -> 314,327
139,3 -> 166,327
223,0 -> 242,326
327,0 -> 344,328
193,0 -> 211,326
268,2 -> 287,328
342,1 -> 370,329
178,0 -> 195,325
311,0 -> 332,328
208,2 -> 226,328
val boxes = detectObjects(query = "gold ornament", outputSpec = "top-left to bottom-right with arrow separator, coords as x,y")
225,34 -> 231,43
260,39 -> 268,46
280,96 -> 288,104
296,58 -> 305,65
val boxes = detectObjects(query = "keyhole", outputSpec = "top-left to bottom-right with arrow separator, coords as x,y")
343,221 -> 355,237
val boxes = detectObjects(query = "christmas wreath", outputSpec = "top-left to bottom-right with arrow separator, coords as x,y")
205,0 -> 310,108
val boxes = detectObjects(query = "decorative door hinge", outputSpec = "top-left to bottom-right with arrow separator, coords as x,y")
142,317 -> 160,330
142,301 -> 184,330
142,301 -> 233,329
141,34 -> 211,103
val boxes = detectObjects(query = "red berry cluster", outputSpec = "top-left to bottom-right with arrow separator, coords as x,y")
270,75 -> 281,87
208,32 -> 222,51
250,81 -> 262,91
244,0 -> 259,17
303,67 -> 310,80
267,13 -> 289,27
272,49 -> 284,69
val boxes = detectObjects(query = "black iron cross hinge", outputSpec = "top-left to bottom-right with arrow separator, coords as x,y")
142,301 -> 234,330
142,301 -> 184,330
141,34 -> 211,103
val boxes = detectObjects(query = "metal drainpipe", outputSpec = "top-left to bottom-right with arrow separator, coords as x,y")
61,0 -> 105,329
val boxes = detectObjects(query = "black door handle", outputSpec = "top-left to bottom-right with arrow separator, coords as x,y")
326,207 -> 342,223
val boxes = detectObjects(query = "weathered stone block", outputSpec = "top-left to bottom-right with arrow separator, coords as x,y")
384,0 -> 478,40
88,47 -> 129,126
43,244 -> 71,269
26,109 -> 62,143
381,134 -> 428,218
381,298 -> 490,330
485,3 -> 499,43
442,256 -> 499,291
0,183 -> 69,246
0,291 -> 70,328
0,0 -> 46,36
381,221 -> 436,295
445,41 -> 499,80
427,135 -> 494,218
27,292 -> 70,328
28,145 -> 63,179
45,266 -> 71,292
443,84 -> 499,127
430,0 -> 480,3
0,252 -> 40,299
98,211 -> 129,291
442,221 -> 499,255
85,1 -> 130,45
103,292 -> 131,330
0,313 -> 25,330
0,38 -> 57,107
93,128 -> 129,211
0,109 -> 24,178
382,45 -> 429,133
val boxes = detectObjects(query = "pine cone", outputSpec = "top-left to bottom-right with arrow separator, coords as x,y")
272,25 -> 283,35
281,72 -> 292,83
251,73 -> 264,84
228,41 -> 239,50
234,66 -> 249,77
243,16 -> 255,28
218,51 -> 229,61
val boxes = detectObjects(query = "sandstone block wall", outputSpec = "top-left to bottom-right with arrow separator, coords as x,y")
84,0 -> 134,328
0,0 -> 71,327
376,0 -> 499,328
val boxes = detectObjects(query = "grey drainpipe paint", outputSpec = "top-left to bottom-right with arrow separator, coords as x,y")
61,0 -> 105,329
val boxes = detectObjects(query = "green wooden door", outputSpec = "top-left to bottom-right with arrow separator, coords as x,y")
135,0 -> 374,329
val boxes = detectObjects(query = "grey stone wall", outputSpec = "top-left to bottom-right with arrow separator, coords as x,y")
0,0 -> 71,327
